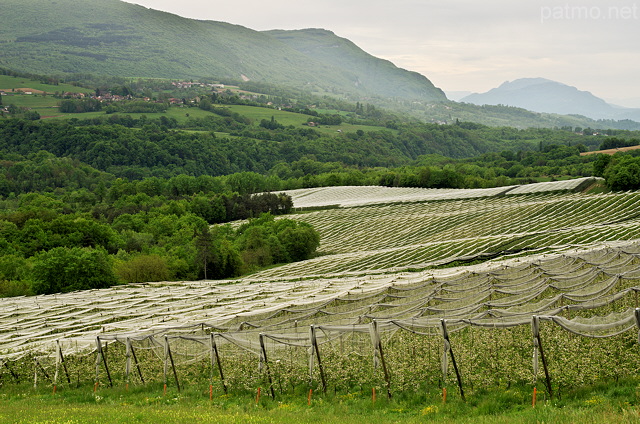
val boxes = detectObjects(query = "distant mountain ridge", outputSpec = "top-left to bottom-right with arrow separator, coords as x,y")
0,0 -> 445,103
265,29 -> 444,101
461,78 -> 640,122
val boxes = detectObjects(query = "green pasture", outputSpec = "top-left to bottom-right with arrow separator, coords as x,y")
0,74 -> 91,94
2,96 -> 387,135
223,105 -> 390,135
224,104 -> 318,126
1,380 -> 638,424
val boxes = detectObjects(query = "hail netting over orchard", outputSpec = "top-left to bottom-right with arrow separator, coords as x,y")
3,177 -> 640,394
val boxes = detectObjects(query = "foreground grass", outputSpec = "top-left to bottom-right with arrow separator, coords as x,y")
1,380 -> 640,423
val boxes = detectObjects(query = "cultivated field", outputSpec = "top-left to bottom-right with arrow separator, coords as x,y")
2,178 -> 640,400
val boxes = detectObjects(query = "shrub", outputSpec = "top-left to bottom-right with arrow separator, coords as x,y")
31,247 -> 118,294
115,254 -> 172,284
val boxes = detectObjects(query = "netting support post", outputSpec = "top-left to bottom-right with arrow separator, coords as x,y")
165,336 -> 181,392
310,325 -> 327,394
3,360 -> 20,383
259,333 -> 276,399
57,340 -> 71,385
126,338 -> 145,384
210,333 -> 227,394
533,316 -> 553,398
373,320 -> 392,400
96,336 -> 113,387
133,341 -> 145,384
441,319 -> 465,401
34,356 -> 51,383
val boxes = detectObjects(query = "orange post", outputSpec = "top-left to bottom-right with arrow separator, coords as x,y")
442,387 -> 447,404
93,382 -> 99,393
210,384 -> 213,400
308,388 -> 312,406
256,387 -> 261,404
372,387 -> 376,404
126,383 -> 129,392
53,385 -> 57,394
532,387 -> 537,407
163,383 -> 167,396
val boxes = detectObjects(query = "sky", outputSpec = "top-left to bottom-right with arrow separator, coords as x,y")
123,0 -> 640,107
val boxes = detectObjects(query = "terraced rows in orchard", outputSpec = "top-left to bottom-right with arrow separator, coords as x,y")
249,180 -> 640,278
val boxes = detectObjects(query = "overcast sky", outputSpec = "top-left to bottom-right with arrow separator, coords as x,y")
123,0 -> 640,106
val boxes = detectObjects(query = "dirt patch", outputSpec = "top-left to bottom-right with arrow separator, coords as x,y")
581,145 -> 640,156
1,88 -> 47,95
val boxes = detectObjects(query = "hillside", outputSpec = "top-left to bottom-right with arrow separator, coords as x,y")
0,0 -> 445,103
2,182 -> 640,405
266,28 -> 445,101
462,78 -> 640,122
4,2 -> 640,129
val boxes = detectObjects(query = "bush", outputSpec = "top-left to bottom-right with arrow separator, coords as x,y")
0,280 -> 33,297
603,156 -> 640,190
115,254 -> 172,283
31,247 -> 118,294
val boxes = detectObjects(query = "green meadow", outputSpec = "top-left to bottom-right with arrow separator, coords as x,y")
1,380 -> 639,424
0,74 -> 91,94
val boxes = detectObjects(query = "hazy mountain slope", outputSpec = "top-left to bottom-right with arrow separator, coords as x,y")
0,0 -> 445,102
461,78 -> 640,121
265,28 -> 446,102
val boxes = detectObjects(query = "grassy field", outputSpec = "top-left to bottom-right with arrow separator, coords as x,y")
0,73 -> 391,134
224,104 -> 391,135
0,74 -> 91,94
2,86 -> 388,135
1,380 -> 639,423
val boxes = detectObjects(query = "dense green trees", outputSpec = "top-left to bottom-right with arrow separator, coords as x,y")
598,154 -> 640,190
191,213 -> 320,279
0,175 -> 311,295
259,116 -> 284,130
599,137 -> 640,150
59,99 -> 102,113
31,247 -> 117,294
0,116 -> 622,183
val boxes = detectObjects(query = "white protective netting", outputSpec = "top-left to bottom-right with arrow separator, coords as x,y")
4,240 -> 640,391
4,180 -> 640,392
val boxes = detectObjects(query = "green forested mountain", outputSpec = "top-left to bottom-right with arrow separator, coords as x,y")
266,28 -> 444,101
0,0 -> 445,103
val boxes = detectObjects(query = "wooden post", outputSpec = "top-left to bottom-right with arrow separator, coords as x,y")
165,336 -> 180,392
441,319 -> 465,401
56,341 -> 71,385
535,325 -> 553,397
130,341 -> 144,383
259,333 -> 275,399
96,336 -> 112,387
34,357 -> 51,383
3,360 -> 20,383
163,338 -> 168,391
310,326 -> 327,393
531,315 -> 553,397
372,320 -> 392,399
211,333 -> 227,394
125,337 -> 131,386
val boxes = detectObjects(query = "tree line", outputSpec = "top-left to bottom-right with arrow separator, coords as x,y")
0,166 -> 321,297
